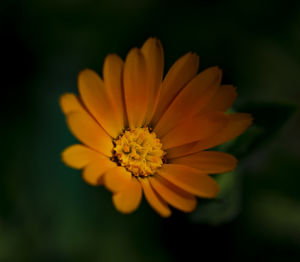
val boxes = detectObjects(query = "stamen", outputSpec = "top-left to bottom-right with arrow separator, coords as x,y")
113,127 -> 165,177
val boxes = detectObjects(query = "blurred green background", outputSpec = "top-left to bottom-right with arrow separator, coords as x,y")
1,0 -> 300,261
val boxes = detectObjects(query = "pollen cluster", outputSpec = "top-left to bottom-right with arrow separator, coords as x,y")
113,127 -> 165,177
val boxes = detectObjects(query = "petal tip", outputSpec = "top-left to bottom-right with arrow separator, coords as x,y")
104,53 -> 123,62
59,93 -> 83,115
126,47 -> 141,57
59,93 -> 74,113
243,113 -> 254,126
61,149 -> 81,169
78,68 -> 93,78
185,52 -> 199,65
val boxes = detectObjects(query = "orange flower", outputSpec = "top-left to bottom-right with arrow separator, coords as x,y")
60,37 -> 252,217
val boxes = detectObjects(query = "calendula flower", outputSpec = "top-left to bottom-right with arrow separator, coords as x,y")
60,37 -> 252,217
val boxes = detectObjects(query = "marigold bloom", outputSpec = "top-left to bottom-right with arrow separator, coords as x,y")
60,37 -> 252,217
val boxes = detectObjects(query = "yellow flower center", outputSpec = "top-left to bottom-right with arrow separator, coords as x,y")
113,127 -> 165,177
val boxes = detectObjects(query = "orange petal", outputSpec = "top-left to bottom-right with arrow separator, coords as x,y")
166,142 -> 197,159
141,38 -> 164,125
78,69 -> 123,138
61,144 -> 100,169
140,178 -> 171,217
161,112 -> 228,149
150,175 -> 197,212
201,85 -> 237,113
60,93 -> 85,114
66,111 -> 113,156
189,113 -> 253,153
112,178 -> 142,214
166,113 -> 253,158
123,48 -> 148,128
152,52 -> 199,125
104,167 -> 133,192
158,164 -> 220,198
103,54 -> 126,130
82,157 -> 116,186
170,151 -> 237,173
154,67 -> 222,137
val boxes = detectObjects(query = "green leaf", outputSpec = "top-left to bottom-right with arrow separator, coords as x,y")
222,102 -> 297,158
191,102 -> 297,225
189,171 -> 241,225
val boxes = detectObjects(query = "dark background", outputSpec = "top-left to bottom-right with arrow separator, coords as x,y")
1,0 -> 300,261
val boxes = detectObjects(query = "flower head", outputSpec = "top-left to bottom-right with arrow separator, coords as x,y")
60,37 -> 252,217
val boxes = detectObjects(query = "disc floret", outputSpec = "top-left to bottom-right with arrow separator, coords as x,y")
113,127 -> 165,177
